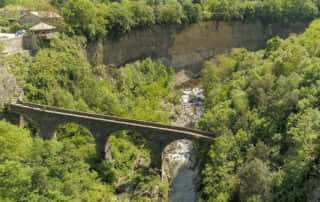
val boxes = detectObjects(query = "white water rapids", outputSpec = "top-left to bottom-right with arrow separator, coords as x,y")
165,87 -> 205,202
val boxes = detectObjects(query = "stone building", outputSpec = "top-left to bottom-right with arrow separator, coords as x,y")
19,11 -> 62,28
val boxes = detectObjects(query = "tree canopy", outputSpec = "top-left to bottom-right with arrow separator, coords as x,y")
199,19 -> 320,201
2,33 -> 175,201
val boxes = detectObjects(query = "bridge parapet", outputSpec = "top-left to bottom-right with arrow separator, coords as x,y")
17,100 -> 213,137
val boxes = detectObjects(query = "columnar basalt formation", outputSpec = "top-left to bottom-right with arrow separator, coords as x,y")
7,101 -> 214,168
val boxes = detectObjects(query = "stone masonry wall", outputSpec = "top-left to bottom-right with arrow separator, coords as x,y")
1,36 -> 24,55
0,34 -> 38,56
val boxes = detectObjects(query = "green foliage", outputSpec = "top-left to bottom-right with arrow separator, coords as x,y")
105,2 -> 133,38
199,19 -> 320,201
8,23 -> 21,33
157,0 -> 185,25
53,0 -> 320,40
238,159 -> 272,201
63,0 -> 108,39
129,2 -> 155,28
0,121 -> 32,161
50,0 -> 68,8
182,1 -> 202,24
0,121 -> 117,201
202,0 -> 318,22
56,123 -> 96,161
6,52 -> 31,82
1,0 -> 56,10
4,34 -> 175,201
3,0 -> 320,41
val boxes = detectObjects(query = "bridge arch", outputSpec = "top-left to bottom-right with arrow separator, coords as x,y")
7,101 -> 214,170
106,130 -> 151,168
56,123 -> 97,158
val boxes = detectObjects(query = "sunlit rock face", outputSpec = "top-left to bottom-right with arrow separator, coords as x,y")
165,86 -> 205,202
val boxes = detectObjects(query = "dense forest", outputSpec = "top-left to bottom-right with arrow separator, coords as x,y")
1,34 -> 176,200
1,0 -> 320,201
199,20 -> 320,201
1,0 -> 320,39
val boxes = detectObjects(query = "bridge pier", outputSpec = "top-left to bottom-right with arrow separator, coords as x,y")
19,114 -> 24,128
148,140 -> 166,169
91,126 -> 114,161
95,136 -> 113,161
39,124 -> 57,140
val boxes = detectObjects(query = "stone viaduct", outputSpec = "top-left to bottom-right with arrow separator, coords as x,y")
7,101 -> 214,168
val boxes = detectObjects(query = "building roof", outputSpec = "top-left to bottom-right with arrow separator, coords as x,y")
30,11 -> 61,18
30,22 -> 56,31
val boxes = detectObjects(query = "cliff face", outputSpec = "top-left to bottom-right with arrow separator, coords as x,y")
87,20 -> 309,72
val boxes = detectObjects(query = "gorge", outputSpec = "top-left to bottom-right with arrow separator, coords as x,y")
1,12 -> 317,200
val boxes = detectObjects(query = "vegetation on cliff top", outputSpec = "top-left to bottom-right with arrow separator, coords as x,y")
1,0 -> 320,39
199,19 -> 320,201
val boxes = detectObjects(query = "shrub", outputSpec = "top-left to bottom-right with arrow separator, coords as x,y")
63,0 -> 107,39
105,2 -> 134,38
157,0 -> 185,25
9,23 -> 21,33
129,2 -> 155,28
182,1 -> 202,24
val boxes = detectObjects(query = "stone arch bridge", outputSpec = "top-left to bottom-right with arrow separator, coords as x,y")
7,101 -> 214,168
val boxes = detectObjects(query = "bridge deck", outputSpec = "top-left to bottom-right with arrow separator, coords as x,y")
8,101 -> 214,140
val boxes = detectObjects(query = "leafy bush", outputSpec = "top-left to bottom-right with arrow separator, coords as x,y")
9,23 -> 21,33
182,1 -> 202,24
129,2 -> 155,28
63,0 -> 107,39
157,0 -> 185,24
105,2 -> 133,38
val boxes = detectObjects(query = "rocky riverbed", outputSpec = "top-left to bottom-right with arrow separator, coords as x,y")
164,76 -> 205,202
173,87 -> 205,128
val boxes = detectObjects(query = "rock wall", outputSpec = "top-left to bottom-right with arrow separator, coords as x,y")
87,20 -> 309,72
0,34 -> 37,55
1,37 -> 24,55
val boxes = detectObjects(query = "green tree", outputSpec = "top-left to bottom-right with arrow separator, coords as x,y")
105,2 -> 133,38
0,121 -> 32,161
63,0 -> 108,39
157,0 -> 185,24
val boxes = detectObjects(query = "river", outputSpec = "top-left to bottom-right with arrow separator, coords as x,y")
165,81 -> 205,202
